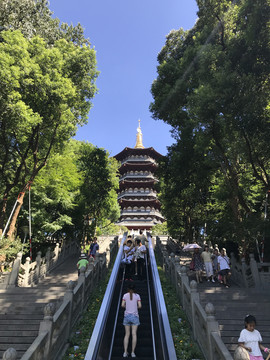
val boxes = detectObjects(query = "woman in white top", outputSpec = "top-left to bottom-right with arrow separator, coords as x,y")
121,283 -> 142,358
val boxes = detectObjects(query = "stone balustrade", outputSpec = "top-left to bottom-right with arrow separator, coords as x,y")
1,236 -> 119,360
155,236 -> 233,360
230,253 -> 270,289
1,241 -> 79,289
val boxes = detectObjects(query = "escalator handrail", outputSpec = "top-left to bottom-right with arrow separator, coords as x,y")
145,251 -> 157,359
147,233 -> 177,360
84,232 -> 128,360
108,259 -> 126,359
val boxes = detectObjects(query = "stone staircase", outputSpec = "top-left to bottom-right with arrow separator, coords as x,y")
0,254 -> 79,359
196,281 -> 270,357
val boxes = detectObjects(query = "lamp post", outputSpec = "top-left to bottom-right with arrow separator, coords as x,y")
21,225 -> 29,252
261,190 -> 270,262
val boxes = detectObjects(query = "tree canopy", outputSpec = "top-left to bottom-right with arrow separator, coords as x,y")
0,29 -> 98,238
151,0 -> 270,256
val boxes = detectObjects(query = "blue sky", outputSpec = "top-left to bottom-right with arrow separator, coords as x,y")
49,0 -> 198,156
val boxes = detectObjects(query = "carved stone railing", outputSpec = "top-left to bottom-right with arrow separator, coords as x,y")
2,236 -> 119,360
230,253 -> 270,289
155,236 -> 233,360
1,241 -> 79,289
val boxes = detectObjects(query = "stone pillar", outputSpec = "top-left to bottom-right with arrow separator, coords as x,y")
234,346 -> 250,360
23,257 -> 31,287
205,302 -> 220,360
2,348 -> 17,360
45,248 -> 51,272
174,256 -> 181,292
64,280 -> 76,339
36,251 -> 42,282
190,280 -> 200,340
78,267 -> 86,311
39,302 -> 56,359
170,253 -> 175,283
241,257 -> 249,288
8,252 -> 22,287
249,254 -> 261,288
54,243 -> 60,264
180,265 -> 189,308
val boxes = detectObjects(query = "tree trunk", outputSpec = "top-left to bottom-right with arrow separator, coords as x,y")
6,192 -> 26,239
0,195 -> 8,236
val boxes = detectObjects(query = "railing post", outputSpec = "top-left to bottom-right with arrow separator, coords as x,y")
8,252 -> 22,287
36,251 -> 42,281
2,348 -> 17,360
249,254 -> 261,288
78,267 -> 86,311
241,258 -> 248,288
234,345 -> 250,360
174,256 -> 181,291
23,257 -> 31,287
180,266 -> 189,308
39,302 -> 56,359
64,280 -> 76,340
170,253 -> 175,283
205,302 -> 220,360
46,248 -> 51,272
54,243 -> 60,264
190,280 -> 200,340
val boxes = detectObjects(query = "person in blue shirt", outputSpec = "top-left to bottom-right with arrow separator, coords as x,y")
89,237 -> 99,258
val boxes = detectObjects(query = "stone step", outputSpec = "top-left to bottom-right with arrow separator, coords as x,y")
0,330 -> 38,337
0,314 -> 43,320
0,324 -> 39,331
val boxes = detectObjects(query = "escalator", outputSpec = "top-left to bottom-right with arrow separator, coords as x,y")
84,233 -> 177,360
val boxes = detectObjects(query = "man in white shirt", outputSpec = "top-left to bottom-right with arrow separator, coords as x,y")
217,248 -> 231,288
201,245 -> 215,282
135,239 -> 147,280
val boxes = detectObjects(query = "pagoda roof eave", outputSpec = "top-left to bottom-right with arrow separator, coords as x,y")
114,147 -> 163,161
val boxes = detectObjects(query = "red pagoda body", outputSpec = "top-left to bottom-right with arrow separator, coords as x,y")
114,121 -> 164,232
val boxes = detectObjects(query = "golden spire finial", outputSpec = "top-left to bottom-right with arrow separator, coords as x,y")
135,119 -> 144,148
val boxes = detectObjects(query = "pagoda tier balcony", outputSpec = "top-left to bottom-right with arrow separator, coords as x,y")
120,209 -> 164,219
118,190 -> 157,199
119,179 -> 156,190
119,173 -> 157,182
119,162 -> 157,175
119,198 -> 161,208
114,147 -> 163,162
116,218 -> 163,227
120,156 -> 156,165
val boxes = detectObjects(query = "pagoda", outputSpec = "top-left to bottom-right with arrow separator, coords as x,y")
114,120 -> 164,232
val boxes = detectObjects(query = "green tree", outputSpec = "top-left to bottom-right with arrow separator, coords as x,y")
0,0 -> 88,45
19,140 -> 82,245
75,143 -> 120,241
150,0 -> 270,252
0,30 -> 98,238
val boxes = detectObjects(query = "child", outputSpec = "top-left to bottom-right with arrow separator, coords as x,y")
77,254 -> 89,276
238,314 -> 270,360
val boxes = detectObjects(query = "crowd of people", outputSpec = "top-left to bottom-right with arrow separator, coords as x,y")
190,245 -> 231,288
76,234 -> 270,359
121,231 -> 148,281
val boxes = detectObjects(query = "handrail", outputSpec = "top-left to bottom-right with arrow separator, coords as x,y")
108,264 -> 126,359
147,233 -> 177,360
84,232 -> 127,360
145,250 -> 157,359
